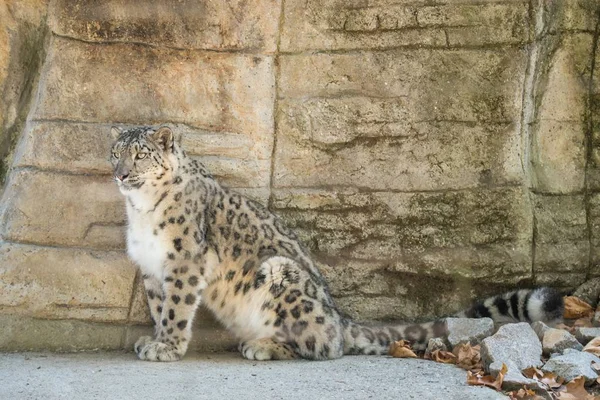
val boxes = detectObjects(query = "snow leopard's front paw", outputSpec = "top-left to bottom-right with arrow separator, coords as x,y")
134,336 -> 153,354
134,336 -> 183,362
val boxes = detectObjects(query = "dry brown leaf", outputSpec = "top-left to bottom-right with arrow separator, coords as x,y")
522,366 -> 564,389
453,343 -> 483,372
556,376 -> 597,400
429,349 -> 457,364
508,387 -> 544,400
522,367 -> 543,380
539,372 -> 564,389
388,340 -> 417,358
583,337 -> 600,357
467,363 -> 507,392
564,296 -> 594,319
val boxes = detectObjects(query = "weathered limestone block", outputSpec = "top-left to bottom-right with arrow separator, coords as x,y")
32,37 -> 275,140
276,112 -> 521,191
0,170 -> 125,250
49,0 -> 280,52
14,122 -> 115,174
588,194 -> 600,275
0,243 -> 136,322
533,194 -> 589,284
535,273 -> 587,289
271,187 -> 532,320
530,35 -> 591,194
0,0 -> 49,187
0,314 -> 126,351
13,121 -> 272,190
276,49 -> 526,191
418,3 -> 529,47
544,0 -> 599,33
590,40 -> 600,192
280,0 -> 528,52
279,50 -> 525,122
272,187 -> 532,259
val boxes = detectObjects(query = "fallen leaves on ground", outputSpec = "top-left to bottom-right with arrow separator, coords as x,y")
467,363 -> 507,391
584,337 -> 600,357
507,387 -> 544,400
564,296 -> 594,319
555,376 -> 598,400
388,340 -> 417,358
453,343 -> 483,372
428,349 -> 457,364
522,367 -> 564,389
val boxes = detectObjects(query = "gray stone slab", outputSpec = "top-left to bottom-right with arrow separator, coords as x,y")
543,350 -> 600,385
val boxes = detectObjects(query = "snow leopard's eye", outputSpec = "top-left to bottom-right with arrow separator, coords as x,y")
136,152 -> 147,160
111,150 -> 120,159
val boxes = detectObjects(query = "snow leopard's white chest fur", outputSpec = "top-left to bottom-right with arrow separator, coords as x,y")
125,192 -> 168,279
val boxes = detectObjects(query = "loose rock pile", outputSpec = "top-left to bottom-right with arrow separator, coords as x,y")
393,283 -> 600,399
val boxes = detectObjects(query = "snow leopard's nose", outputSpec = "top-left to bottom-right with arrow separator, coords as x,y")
116,173 -> 129,182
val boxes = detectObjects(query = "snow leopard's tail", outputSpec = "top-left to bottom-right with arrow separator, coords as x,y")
455,287 -> 564,325
341,287 -> 563,355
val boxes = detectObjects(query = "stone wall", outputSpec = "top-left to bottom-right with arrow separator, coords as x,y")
0,0 -> 598,350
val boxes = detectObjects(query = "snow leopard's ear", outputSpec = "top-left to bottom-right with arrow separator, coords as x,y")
151,126 -> 174,152
110,126 -> 123,140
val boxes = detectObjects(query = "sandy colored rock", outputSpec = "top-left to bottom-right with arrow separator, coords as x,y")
280,0 -> 528,52
49,0 -> 280,52
532,194 -> 589,278
0,169 -> 125,250
542,328 -> 583,355
33,37 -> 275,138
0,314 -> 125,351
273,187 -> 532,287
0,243 -> 136,322
529,35 -> 591,194
0,0 -> 49,189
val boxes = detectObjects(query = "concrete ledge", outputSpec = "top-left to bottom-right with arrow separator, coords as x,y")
0,352 -> 507,400
0,315 -> 235,353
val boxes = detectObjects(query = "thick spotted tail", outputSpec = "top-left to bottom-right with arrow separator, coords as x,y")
341,287 -> 564,356
342,319 -> 448,355
455,287 -> 564,326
